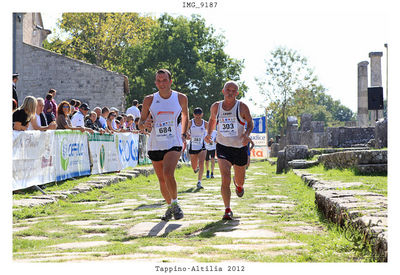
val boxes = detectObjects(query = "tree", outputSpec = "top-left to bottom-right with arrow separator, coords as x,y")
43,13 -> 155,72
256,46 -> 354,137
121,14 -> 246,118
255,47 -> 317,136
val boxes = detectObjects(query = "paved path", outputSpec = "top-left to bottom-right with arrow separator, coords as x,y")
13,162 -> 362,262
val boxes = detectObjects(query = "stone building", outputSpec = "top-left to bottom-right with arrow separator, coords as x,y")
12,13 -> 128,111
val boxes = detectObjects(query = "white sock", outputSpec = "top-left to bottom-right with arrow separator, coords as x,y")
171,198 -> 178,204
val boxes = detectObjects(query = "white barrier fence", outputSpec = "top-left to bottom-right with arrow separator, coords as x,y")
12,130 -> 139,191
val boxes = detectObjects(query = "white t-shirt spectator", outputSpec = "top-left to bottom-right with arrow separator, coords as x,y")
71,111 -> 85,127
126,105 -> 140,119
27,114 -> 41,130
98,116 -> 107,129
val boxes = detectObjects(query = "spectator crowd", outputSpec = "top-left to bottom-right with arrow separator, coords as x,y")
12,86 -> 145,136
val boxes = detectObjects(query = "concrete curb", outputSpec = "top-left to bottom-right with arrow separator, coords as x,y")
293,169 -> 387,262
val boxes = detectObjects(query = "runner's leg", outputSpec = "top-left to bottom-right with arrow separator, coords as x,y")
211,156 -> 215,174
152,160 -> 171,204
162,150 -> 181,200
190,154 -> 198,172
197,150 -> 207,182
218,158 -> 232,208
233,164 -> 246,188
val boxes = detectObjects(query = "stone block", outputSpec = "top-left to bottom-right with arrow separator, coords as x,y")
276,150 -> 286,174
270,143 -> 280,157
300,114 -> 312,131
311,121 -> 325,132
375,118 -> 387,149
285,145 -> 309,161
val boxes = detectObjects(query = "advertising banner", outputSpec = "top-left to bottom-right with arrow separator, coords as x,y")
88,133 -> 121,174
54,130 -> 91,181
250,146 -> 269,159
252,116 -> 266,133
138,134 -> 152,165
12,130 -> 56,191
115,133 -> 139,169
250,133 -> 267,146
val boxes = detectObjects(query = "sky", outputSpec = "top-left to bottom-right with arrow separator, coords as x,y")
39,0 -> 396,116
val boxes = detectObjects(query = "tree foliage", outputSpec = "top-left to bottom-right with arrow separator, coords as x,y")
121,14 -> 246,118
43,13 -> 155,72
255,46 -> 354,137
44,13 -> 246,119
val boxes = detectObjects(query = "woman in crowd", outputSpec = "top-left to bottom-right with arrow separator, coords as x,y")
12,96 -> 37,131
56,101 -> 92,133
106,111 -> 117,133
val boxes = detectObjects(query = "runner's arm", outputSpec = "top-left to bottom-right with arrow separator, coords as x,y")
205,103 -> 218,143
138,95 -> 153,131
178,93 -> 189,140
240,102 -> 254,146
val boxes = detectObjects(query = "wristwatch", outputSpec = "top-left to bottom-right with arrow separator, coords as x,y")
182,133 -> 187,138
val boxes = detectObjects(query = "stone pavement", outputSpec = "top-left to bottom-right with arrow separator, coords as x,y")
13,162 -> 365,263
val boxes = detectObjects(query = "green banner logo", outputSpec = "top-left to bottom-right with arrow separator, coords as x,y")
100,144 -> 105,169
60,138 -> 69,171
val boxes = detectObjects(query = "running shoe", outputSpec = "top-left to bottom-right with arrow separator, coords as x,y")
206,170 -> 210,178
161,206 -> 173,221
194,168 -> 199,174
210,172 -> 214,178
172,202 -> 184,220
222,208 -> 233,220
196,181 -> 204,189
233,176 -> 244,197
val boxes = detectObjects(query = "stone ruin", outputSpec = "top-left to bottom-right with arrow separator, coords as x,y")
272,114 -> 387,174
270,113 -> 388,158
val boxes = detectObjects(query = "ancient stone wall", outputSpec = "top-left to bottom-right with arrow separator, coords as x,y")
17,43 -> 127,111
326,127 -> 375,148
318,150 -> 387,172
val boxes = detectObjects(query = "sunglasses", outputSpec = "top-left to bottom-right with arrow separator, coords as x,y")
62,106 -> 70,109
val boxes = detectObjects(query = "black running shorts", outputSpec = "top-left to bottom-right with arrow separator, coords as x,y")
205,149 -> 216,161
189,142 -> 205,155
148,146 -> 182,162
216,143 -> 248,166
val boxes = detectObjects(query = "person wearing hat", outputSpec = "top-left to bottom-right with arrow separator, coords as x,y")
205,80 -> 254,220
71,102 -> 90,128
187,107 -> 208,190
12,73 -> 19,106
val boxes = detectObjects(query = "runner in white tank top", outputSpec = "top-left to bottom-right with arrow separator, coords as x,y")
147,91 -> 183,151
187,107 -> 208,189
138,69 -> 189,222
205,81 -> 254,221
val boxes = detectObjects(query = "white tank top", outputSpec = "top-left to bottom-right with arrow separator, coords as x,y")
189,119 -> 206,150
147,91 -> 183,151
205,130 -> 217,150
216,100 -> 246,148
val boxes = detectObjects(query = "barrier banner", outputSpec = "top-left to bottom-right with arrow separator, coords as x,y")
250,146 -> 269,159
115,133 -> 139,169
88,133 -> 121,174
138,134 -> 152,165
250,133 -> 267,146
12,130 -> 56,191
54,130 -> 91,181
